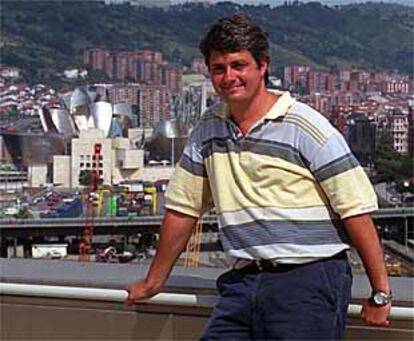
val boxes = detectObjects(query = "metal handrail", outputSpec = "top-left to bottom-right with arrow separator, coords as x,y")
1,207 -> 413,226
1,282 -> 413,320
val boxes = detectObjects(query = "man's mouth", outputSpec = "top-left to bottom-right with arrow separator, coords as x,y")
222,84 -> 244,92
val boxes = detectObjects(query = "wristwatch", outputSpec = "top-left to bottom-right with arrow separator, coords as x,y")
369,291 -> 392,307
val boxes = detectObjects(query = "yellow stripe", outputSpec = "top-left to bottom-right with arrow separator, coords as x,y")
320,167 -> 378,219
205,152 -> 329,212
165,166 -> 213,217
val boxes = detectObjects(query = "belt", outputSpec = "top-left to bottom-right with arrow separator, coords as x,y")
233,251 -> 347,273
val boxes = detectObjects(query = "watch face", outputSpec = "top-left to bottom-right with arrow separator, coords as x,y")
371,292 -> 391,306
373,294 -> 385,305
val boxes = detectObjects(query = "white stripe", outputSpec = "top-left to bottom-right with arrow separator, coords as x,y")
227,244 -> 349,262
219,206 -> 337,227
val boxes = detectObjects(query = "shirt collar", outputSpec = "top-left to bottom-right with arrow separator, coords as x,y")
264,90 -> 295,120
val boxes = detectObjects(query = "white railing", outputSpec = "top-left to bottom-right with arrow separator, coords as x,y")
1,282 -> 413,320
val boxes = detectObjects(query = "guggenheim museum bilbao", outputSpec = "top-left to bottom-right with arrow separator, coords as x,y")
2,86 -> 191,188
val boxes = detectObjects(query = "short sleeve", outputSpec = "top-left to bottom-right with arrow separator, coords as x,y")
164,125 -> 214,217
306,130 -> 378,219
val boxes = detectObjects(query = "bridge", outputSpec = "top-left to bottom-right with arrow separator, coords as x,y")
0,207 -> 412,238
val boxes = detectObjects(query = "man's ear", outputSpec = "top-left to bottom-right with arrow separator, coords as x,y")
258,56 -> 270,77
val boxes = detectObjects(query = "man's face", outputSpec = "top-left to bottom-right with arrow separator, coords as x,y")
208,49 -> 268,105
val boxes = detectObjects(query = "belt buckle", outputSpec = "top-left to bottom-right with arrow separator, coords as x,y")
257,259 -> 278,271
254,260 -> 263,271
233,258 -> 251,270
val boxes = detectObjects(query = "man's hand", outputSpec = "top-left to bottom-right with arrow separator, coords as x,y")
124,210 -> 197,307
361,302 -> 391,326
125,280 -> 160,306
343,214 -> 391,327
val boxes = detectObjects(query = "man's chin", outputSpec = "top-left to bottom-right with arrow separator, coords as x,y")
222,90 -> 246,101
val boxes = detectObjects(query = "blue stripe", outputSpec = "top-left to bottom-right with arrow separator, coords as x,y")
180,154 -> 207,177
314,153 -> 360,182
201,137 -> 238,159
245,137 -> 306,168
219,219 -> 349,251
200,136 -> 307,168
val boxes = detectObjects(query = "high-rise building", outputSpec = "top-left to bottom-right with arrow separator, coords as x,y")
346,113 -> 377,166
83,48 -> 111,71
330,105 -> 347,134
380,80 -> 410,95
136,85 -> 170,128
114,52 -> 129,80
408,102 -> 414,157
307,70 -> 330,94
283,65 -> 310,91
162,64 -> 183,94
83,49 -> 168,82
389,109 -> 409,154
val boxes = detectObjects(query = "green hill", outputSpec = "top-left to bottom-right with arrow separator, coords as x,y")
1,1 -> 413,79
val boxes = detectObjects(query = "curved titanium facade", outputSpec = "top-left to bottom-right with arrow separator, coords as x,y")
153,120 -> 190,139
49,108 -> 76,137
90,101 -> 113,138
70,87 -> 90,115
1,132 -> 67,166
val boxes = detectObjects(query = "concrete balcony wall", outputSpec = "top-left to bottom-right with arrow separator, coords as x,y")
1,258 -> 413,340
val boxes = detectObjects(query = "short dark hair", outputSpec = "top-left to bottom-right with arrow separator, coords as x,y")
199,13 -> 270,84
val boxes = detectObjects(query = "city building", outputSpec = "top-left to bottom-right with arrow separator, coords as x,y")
389,109 -> 409,154
380,79 -> 410,95
162,64 -> 183,94
408,102 -> 414,157
106,84 -> 170,128
346,113 -> 377,167
283,65 -> 310,91
307,70 -> 332,94
0,66 -> 21,80
191,57 -> 208,75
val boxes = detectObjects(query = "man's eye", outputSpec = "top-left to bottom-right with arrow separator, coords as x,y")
233,63 -> 246,70
211,67 -> 224,74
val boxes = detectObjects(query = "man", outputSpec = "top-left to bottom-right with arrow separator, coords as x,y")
126,14 -> 391,339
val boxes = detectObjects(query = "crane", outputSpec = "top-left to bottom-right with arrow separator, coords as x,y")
78,143 -> 102,262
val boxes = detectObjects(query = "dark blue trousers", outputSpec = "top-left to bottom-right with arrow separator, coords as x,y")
201,254 -> 352,340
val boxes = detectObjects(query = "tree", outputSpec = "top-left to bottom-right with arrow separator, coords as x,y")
374,129 -> 400,183
15,207 -> 33,219
78,170 -> 92,186
374,129 -> 413,184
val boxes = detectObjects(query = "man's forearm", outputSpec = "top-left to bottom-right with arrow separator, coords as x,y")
343,213 -> 390,293
144,209 -> 198,290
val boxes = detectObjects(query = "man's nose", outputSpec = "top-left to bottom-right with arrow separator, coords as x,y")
223,67 -> 236,81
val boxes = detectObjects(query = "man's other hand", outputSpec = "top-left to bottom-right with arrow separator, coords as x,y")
125,280 -> 160,306
361,302 -> 391,326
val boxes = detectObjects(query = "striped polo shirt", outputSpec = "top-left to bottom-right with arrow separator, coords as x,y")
165,90 -> 378,263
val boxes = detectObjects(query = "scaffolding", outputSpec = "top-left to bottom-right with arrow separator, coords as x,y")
184,217 -> 203,268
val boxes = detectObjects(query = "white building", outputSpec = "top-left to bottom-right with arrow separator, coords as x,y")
50,128 -> 173,188
389,111 -> 409,154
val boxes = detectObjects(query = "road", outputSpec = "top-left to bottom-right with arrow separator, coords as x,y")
375,182 -> 403,205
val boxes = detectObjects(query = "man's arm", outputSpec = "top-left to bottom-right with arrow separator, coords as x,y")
343,213 -> 391,326
125,209 -> 198,305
